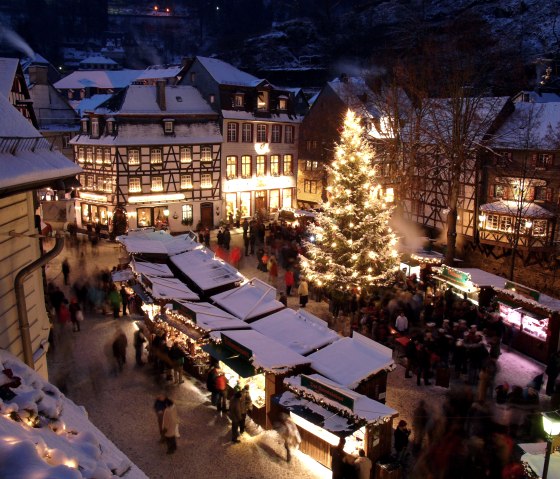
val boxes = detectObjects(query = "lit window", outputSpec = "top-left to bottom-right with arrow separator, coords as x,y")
104,176 -> 113,192
283,154 -> 293,175
151,148 -> 162,165
270,155 -> 280,176
209,94 -> 215,104
91,119 -> 99,137
242,123 -> 252,143
227,123 -> 238,142
81,118 -> 88,134
77,147 -> 85,162
486,214 -> 499,230
181,175 -> 193,189
86,147 -> 93,163
241,155 -> 251,178
201,146 -> 212,162
256,155 -> 266,176
129,177 -> 141,193
106,120 -> 113,134
151,176 -> 163,191
97,176 -> 104,190
533,219 -> 547,236
285,125 -> 294,143
129,149 -> 140,165
79,174 -> 85,187
305,160 -> 318,171
103,148 -> 111,164
278,97 -> 287,110
257,91 -> 268,110
499,216 -> 512,232
304,180 -> 318,194
201,173 -> 212,188
271,125 -> 281,143
87,175 -> 94,188
535,153 -> 553,168
282,188 -> 292,209
256,124 -> 267,142
234,93 -> 244,107
226,156 -> 238,179
164,120 -> 174,134
180,146 -> 192,163
95,148 -> 103,164
182,204 -> 193,225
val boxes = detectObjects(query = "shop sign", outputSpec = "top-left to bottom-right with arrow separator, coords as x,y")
504,280 -> 540,302
440,266 -> 471,286
301,375 -> 354,410
222,334 -> 252,359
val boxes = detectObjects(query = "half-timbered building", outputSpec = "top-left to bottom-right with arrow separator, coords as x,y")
70,81 -> 222,234
182,56 -> 302,220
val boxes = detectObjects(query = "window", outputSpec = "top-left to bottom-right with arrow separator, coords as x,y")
95,148 -> 103,164
282,188 -> 293,209
486,214 -> 499,230
86,175 -> 94,188
226,156 -> 238,179
81,118 -> 88,134
103,176 -> 113,192
492,184 -> 504,198
534,186 -> 548,201
201,146 -> 212,162
305,160 -> 319,171
533,219 -> 547,236
234,93 -> 244,107
85,147 -> 93,163
106,120 -> 113,135
164,120 -> 174,134
91,119 -> 99,137
129,149 -> 140,165
411,200 -> 424,216
79,174 -> 85,187
180,175 -> 193,189
283,154 -> 293,175
103,148 -> 111,164
306,140 -> 312,151
499,216 -> 512,232
285,125 -> 294,143
256,124 -> 267,143
209,94 -> 215,104
269,190 -> 280,211
137,208 -> 152,227
129,177 -> 141,193
77,147 -> 85,162
270,155 -> 280,176
242,123 -> 252,143
201,173 -> 212,189
497,151 -> 512,167
151,176 -> 163,192
257,91 -> 268,110
97,176 -> 104,190
180,146 -> 192,163
227,123 -> 238,142
256,155 -> 266,176
151,148 -> 163,165
182,204 -> 193,225
241,155 -> 251,178
535,153 -> 554,168
271,124 -> 281,143
278,97 -> 287,110
304,180 -> 318,194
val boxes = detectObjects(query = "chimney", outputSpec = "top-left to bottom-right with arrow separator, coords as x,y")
339,73 -> 348,83
29,65 -> 48,85
156,79 -> 166,111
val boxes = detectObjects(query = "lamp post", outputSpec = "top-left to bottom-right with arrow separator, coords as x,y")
541,411 -> 560,479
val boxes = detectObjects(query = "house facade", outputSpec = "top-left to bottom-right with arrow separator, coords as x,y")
183,56 -> 301,221
70,82 -> 222,234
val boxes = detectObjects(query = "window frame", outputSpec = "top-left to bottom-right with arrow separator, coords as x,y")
270,155 -> 280,176
242,123 -> 252,143
201,173 -> 212,189
283,154 -> 293,175
226,156 -> 238,179
201,146 -> 212,162
271,124 -> 281,143
103,148 -> 111,165
180,146 -> 192,164
128,149 -> 140,165
180,174 -> 193,189
256,155 -> 266,177
164,120 -> 174,134
151,176 -> 164,192
128,177 -> 141,193
256,124 -> 267,143
182,204 -> 194,225
284,125 -> 294,143
241,155 -> 252,178
227,122 -> 239,142
151,148 -> 163,166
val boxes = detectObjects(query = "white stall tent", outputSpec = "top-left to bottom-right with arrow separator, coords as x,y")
520,443 -> 560,479
166,300 -> 250,332
251,308 -> 340,356
141,274 -> 199,301
131,258 -> 174,278
117,229 -> 200,256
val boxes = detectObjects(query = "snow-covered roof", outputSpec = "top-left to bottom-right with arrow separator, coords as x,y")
222,110 -> 302,123
170,248 -> 245,292
136,65 -> 183,81
328,76 -> 374,114
458,268 -> 507,289
79,55 -> 117,66
495,286 -> 560,313
111,268 -> 134,283
480,200 -> 555,219
0,349 -> 148,479
210,278 -> 285,322
141,274 -> 199,301
307,332 -> 395,389
522,450 -> 560,479
513,91 -> 560,103
54,70 -> 142,90
219,330 -> 310,373
117,230 -> 201,256
0,57 -> 19,97
70,94 -> 114,116
131,258 -> 173,277
283,374 -> 397,425
251,309 -> 339,355
488,101 -> 560,150
196,56 -> 264,87
115,85 -> 216,115
167,300 -> 249,331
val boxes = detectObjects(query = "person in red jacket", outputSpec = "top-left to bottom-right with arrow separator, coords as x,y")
214,368 -> 228,412
284,268 -> 295,296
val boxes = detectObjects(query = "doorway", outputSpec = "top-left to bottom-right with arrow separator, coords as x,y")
200,203 -> 214,229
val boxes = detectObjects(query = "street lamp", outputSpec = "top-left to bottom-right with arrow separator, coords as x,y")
541,411 -> 560,479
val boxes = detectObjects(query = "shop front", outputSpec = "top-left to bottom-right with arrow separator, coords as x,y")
495,281 -> 560,363
279,374 -> 397,470
202,330 -> 310,430
78,192 -> 111,231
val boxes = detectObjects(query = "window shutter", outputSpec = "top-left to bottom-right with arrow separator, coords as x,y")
546,187 -> 553,202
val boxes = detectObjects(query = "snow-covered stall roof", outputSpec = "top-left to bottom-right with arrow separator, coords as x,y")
111,268 -> 134,283
210,278 -> 284,322
283,374 -> 397,426
196,56 -> 264,87
251,309 -> 339,356
0,57 -> 19,97
522,449 -> 560,479
54,69 -> 142,90
495,286 -> 560,314
454,268 -> 506,289
170,248 -> 245,293
480,200 -> 555,219
141,274 -> 199,301
307,332 -> 395,389
218,330 -> 310,373
131,258 -> 173,277
166,300 -> 249,331
117,230 -> 200,256
0,350 -> 148,479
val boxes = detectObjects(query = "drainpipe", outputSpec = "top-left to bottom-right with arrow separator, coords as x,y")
13,232 -> 65,369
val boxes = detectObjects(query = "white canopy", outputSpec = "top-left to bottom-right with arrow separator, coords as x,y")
251,309 -> 339,355
117,230 -> 200,256
142,275 -> 199,301
131,258 -> 173,277
167,300 -> 249,331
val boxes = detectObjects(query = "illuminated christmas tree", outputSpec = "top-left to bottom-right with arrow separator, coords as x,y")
300,110 -> 400,297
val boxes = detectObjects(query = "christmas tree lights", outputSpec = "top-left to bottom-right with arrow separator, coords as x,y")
301,110 -> 400,296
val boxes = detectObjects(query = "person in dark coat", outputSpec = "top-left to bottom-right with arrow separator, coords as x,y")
394,420 -> 411,463
120,286 -> 129,316
206,363 -> 219,406
203,229 -> 210,247
69,298 -> 82,332
416,343 -> 431,386
61,259 -> 70,285
153,394 -> 168,442
134,329 -> 146,366
404,338 -> 417,379
223,226 -> 231,250
331,437 -> 347,479
229,391 -> 243,443
546,350 -> 560,396
112,328 -> 128,373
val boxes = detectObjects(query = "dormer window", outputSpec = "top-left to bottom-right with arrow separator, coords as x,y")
209,94 -> 215,104
91,118 -> 99,138
278,96 -> 287,110
81,118 -> 89,134
163,119 -> 174,134
234,93 -> 244,108
257,91 -> 268,110
106,118 -> 115,135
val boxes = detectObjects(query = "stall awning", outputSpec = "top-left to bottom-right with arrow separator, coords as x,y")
202,343 -> 256,378
131,284 -> 153,304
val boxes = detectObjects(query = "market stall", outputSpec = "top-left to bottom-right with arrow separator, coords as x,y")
139,274 -> 199,303
251,309 -> 340,356
520,442 -> 560,479
433,265 -> 505,306
306,332 -> 395,403
170,248 -> 245,297
130,258 -> 174,278
210,278 -> 285,323
117,229 -> 200,261
279,373 -> 397,470
202,329 -> 310,429
495,281 -> 560,363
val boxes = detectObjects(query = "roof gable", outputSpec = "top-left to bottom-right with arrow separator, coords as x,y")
196,56 -> 264,87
